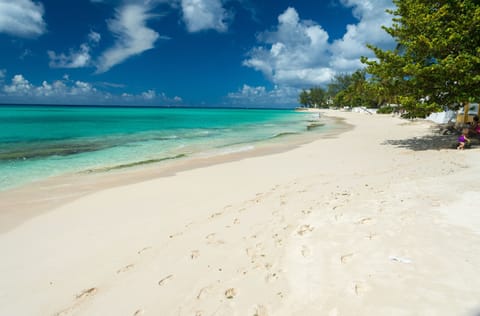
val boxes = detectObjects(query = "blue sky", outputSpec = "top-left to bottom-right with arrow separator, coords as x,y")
0,0 -> 395,107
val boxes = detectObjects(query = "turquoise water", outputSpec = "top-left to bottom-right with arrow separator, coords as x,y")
0,106 -> 326,191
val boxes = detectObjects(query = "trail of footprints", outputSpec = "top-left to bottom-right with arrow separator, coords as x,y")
55,180 -> 384,315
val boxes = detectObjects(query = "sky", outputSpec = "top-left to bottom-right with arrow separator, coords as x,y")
0,0 -> 396,107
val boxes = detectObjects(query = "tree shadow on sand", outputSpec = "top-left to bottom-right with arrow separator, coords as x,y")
382,134 -> 461,151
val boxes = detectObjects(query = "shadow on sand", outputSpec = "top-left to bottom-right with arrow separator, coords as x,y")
382,134 -> 461,151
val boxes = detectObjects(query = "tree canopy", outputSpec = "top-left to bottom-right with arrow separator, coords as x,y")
298,87 -> 328,108
362,0 -> 480,117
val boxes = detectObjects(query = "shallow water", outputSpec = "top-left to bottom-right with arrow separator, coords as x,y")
0,105 -> 330,191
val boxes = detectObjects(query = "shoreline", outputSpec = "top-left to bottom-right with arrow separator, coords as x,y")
1,110 -> 479,315
0,113 -> 351,233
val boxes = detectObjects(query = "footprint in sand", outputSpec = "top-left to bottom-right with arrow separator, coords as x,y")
205,233 -> 225,245
353,281 -> 369,296
55,287 -> 98,316
137,246 -> 152,255
301,245 -> 311,258
273,234 -> 283,247
116,264 -> 134,274
197,285 -> 213,300
253,304 -> 269,316
76,287 -> 97,300
356,217 -> 374,225
169,231 -> 183,239
209,211 -> 223,219
248,243 -> 265,255
158,274 -> 174,286
265,271 -> 281,283
340,253 -> 354,264
191,250 -> 200,259
301,209 -> 312,215
297,224 -> 314,236
225,288 -> 237,299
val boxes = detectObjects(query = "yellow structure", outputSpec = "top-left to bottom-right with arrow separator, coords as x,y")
456,102 -> 480,124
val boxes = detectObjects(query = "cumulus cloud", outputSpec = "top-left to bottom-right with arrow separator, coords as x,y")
330,0 -> 395,70
181,0 -> 229,32
227,84 -> 300,106
243,7 -> 332,87
96,3 -> 160,73
236,2 -> 395,105
3,74 -> 33,94
0,74 -> 183,105
0,0 -> 46,38
48,31 -> 101,68
2,74 -> 97,98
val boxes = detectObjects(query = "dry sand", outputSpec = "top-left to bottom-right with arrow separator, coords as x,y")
0,110 -> 479,316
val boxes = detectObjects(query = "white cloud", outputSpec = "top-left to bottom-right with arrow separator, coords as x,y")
0,0 -> 46,38
88,30 -> 101,43
2,74 -> 97,98
142,89 -> 156,99
181,0 -> 229,32
236,2 -> 395,105
3,74 -> 33,94
48,44 -> 92,68
243,7 -> 332,87
48,31 -> 101,68
227,84 -> 300,106
0,74 -> 183,105
0,69 -> 6,80
96,3 -> 160,73
330,0 -> 395,70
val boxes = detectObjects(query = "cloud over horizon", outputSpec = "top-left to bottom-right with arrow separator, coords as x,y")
235,1 -> 395,105
0,73 -> 183,105
0,0 -> 47,38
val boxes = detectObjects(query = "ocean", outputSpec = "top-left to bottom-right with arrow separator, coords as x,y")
0,105 -> 330,191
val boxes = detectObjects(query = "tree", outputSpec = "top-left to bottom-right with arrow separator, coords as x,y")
297,87 -> 327,108
327,73 -> 353,98
309,87 -> 327,108
327,70 -> 379,108
362,0 -> 480,117
298,89 -> 311,107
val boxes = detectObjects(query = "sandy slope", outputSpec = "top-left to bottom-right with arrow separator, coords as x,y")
0,110 -> 479,316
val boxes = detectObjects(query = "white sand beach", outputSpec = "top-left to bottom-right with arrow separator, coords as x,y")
1,110 -> 479,316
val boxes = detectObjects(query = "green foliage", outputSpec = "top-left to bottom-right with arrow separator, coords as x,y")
299,70 -> 383,109
329,70 -> 380,108
297,87 -> 328,108
377,105 -> 395,114
363,0 -> 480,117
298,90 -> 311,107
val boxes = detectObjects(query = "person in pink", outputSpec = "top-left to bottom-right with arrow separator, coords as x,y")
469,115 -> 480,136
